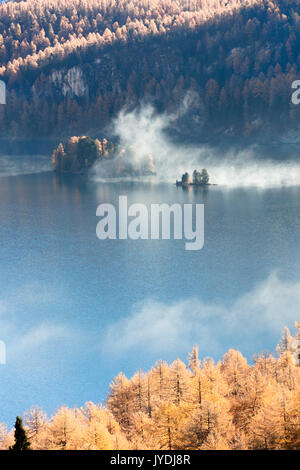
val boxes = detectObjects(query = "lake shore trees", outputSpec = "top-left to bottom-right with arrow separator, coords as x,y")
1,320 -> 300,450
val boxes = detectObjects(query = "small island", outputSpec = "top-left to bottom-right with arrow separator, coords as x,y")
176,169 -> 211,187
52,136 -> 156,177
52,136 -> 115,173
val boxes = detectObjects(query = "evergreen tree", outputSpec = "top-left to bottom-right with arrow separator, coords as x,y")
9,416 -> 31,451
181,172 -> 190,185
192,170 -> 201,185
200,169 -> 210,185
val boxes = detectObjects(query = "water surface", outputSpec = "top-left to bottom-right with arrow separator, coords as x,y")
1,167 -> 300,425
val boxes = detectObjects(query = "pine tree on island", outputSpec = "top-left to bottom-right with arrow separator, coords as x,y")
200,169 -> 209,185
181,172 -> 192,185
193,169 -> 202,185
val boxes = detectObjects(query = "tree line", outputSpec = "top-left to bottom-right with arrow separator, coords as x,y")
2,320 -> 300,450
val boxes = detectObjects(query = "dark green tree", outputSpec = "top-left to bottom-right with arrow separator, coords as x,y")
200,169 -> 209,185
193,169 -> 201,185
181,172 -> 190,184
9,416 -> 31,451
77,137 -> 100,167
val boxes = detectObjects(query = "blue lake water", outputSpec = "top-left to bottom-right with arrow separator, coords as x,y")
1,168 -> 300,425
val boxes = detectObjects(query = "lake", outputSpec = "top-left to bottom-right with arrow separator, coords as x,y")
1,161 -> 300,425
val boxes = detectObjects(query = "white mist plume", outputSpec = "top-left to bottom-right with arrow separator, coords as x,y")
92,103 -> 300,188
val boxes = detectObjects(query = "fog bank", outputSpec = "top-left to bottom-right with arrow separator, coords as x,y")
92,104 -> 300,188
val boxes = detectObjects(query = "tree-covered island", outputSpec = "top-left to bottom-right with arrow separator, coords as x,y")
52,136 -> 156,177
176,169 -> 210,187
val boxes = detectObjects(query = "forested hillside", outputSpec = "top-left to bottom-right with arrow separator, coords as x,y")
1,0 -> 300,141
1,322 -> 300,450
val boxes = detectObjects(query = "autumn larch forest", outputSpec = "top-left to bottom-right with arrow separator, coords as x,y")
1,0 -> 300,141
0,322 -> 300,450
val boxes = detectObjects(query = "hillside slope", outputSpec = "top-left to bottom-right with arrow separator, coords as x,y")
0,0 -> 300,142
